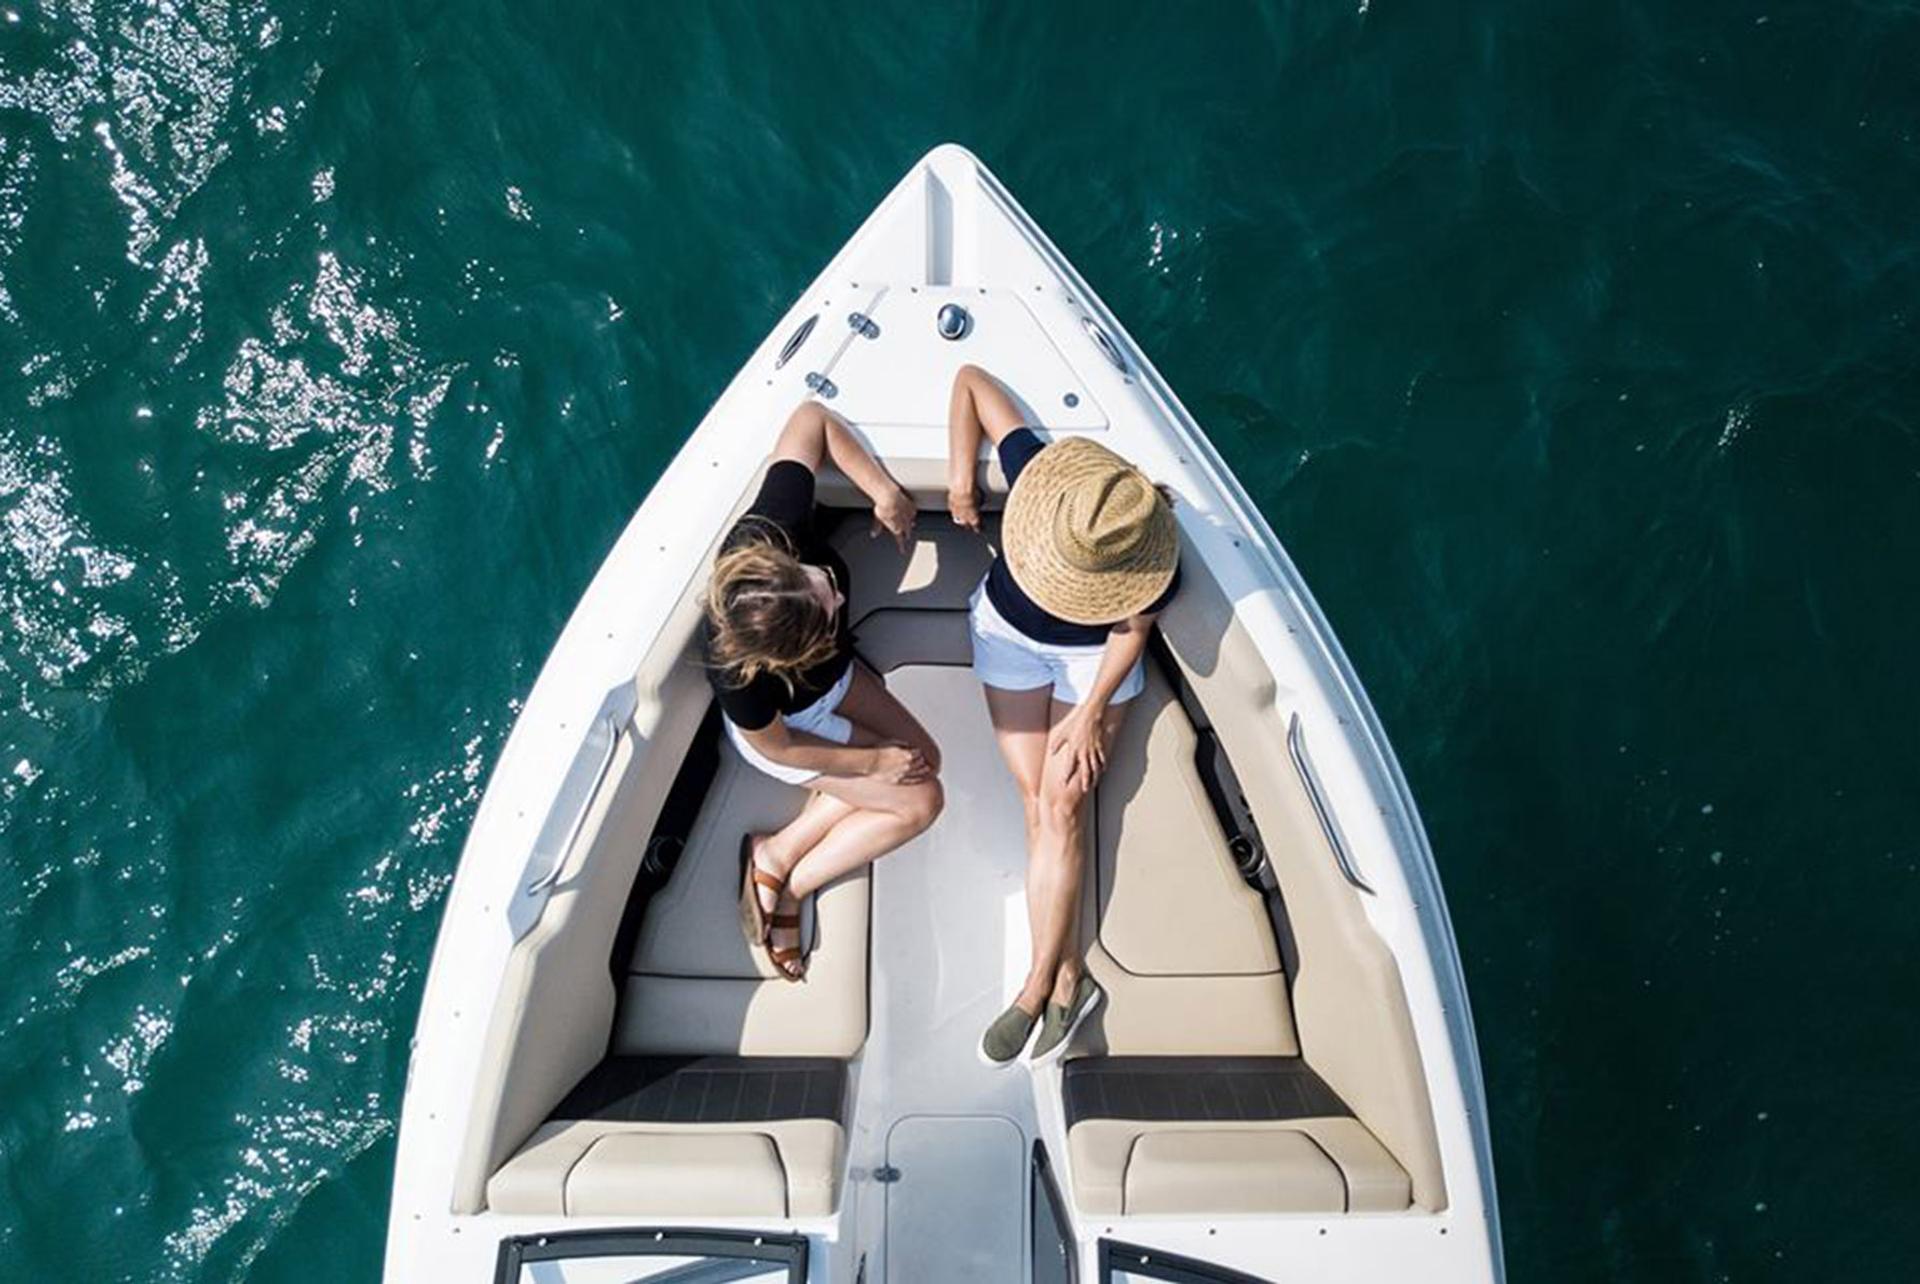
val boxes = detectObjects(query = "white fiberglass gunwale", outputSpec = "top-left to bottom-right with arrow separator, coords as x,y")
384,144 -> 1502,1284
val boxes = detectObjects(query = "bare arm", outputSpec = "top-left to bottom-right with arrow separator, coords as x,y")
946,364 -> 1026,533
739,716 -> 932,784
1049,612 -> 1159,789
772,400 -> 916,552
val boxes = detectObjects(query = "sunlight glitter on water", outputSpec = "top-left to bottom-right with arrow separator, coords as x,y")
0,1 -> 1915,1279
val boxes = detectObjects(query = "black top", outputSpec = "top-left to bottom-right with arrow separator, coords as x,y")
701,461 -> 854,731
983,428 -> 1180,646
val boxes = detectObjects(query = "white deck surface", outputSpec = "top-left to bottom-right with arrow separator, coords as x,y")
849,663 -> 1038,1283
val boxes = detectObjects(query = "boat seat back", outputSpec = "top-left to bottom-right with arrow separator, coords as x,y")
837,510 -> 997,621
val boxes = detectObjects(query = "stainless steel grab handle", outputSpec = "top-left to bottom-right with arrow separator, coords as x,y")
1287,712 -> 1375,895
525,713 -> 622,895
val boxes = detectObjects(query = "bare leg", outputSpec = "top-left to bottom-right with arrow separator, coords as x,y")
1027,698 -> 1127,1009
784,770 -> 941,900
983,684 -> 1055,1015
749,790 -> 856,920
832,660 -> 942,771
780,664 -> 945,897
754,663 -> 941,891
756,772 -> 940,975
756,665 -> 946,973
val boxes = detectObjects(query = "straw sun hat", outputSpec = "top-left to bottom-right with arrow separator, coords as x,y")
1001,437 -> 1178,625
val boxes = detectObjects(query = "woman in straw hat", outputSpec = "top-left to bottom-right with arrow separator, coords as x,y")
706,399 -> 944,982
946,365 -> 1180,1066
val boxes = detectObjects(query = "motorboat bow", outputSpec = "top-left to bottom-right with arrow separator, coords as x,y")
383,144 -> 1503,1284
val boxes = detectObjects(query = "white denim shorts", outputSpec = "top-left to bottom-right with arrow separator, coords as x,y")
968,583 -> 1145,707
725,661 -> 856,786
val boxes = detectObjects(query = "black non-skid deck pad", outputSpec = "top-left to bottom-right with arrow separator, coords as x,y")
553,1055 -> 847,1125
1062,1056 -> 1350,1129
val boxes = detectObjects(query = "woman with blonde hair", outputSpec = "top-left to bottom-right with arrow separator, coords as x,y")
947,365 -> 1180,1066
708,400 -> 943,981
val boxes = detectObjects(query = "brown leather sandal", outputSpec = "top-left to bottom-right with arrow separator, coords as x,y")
766,909 -> 808,982
738,835 -> 784,947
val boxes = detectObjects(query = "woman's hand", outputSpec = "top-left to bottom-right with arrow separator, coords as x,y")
871,486 -> 917,555
948,486 -> 982,534
1047,705 -> 1108,792
868,743 -> 934,785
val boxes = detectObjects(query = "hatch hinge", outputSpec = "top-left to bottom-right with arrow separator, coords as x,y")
872,1165 -> 902,1184
847,311 -> 878,338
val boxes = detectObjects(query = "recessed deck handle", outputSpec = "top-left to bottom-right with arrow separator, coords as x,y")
774,313 -> 818,370
1287,712 -> 1375,895
526,713 -> 623,895
1082,315 -> 1128,372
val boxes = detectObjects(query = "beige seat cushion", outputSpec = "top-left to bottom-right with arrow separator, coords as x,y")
1068,1117 -> 1411,1216
488,1118 -> 844,1218
571,1132 -> 784,1217
630,746 -> 833,981
1095,672 -> 1281,976
1080,671 -> 1297,1057
619,742 -> 869,1057
1127,1131 -> 1345,1215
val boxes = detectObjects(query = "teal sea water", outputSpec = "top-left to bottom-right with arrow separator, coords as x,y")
3,1 -> 1917,1279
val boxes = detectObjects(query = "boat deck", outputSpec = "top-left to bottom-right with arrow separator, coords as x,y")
855,663 -> 1037,1281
